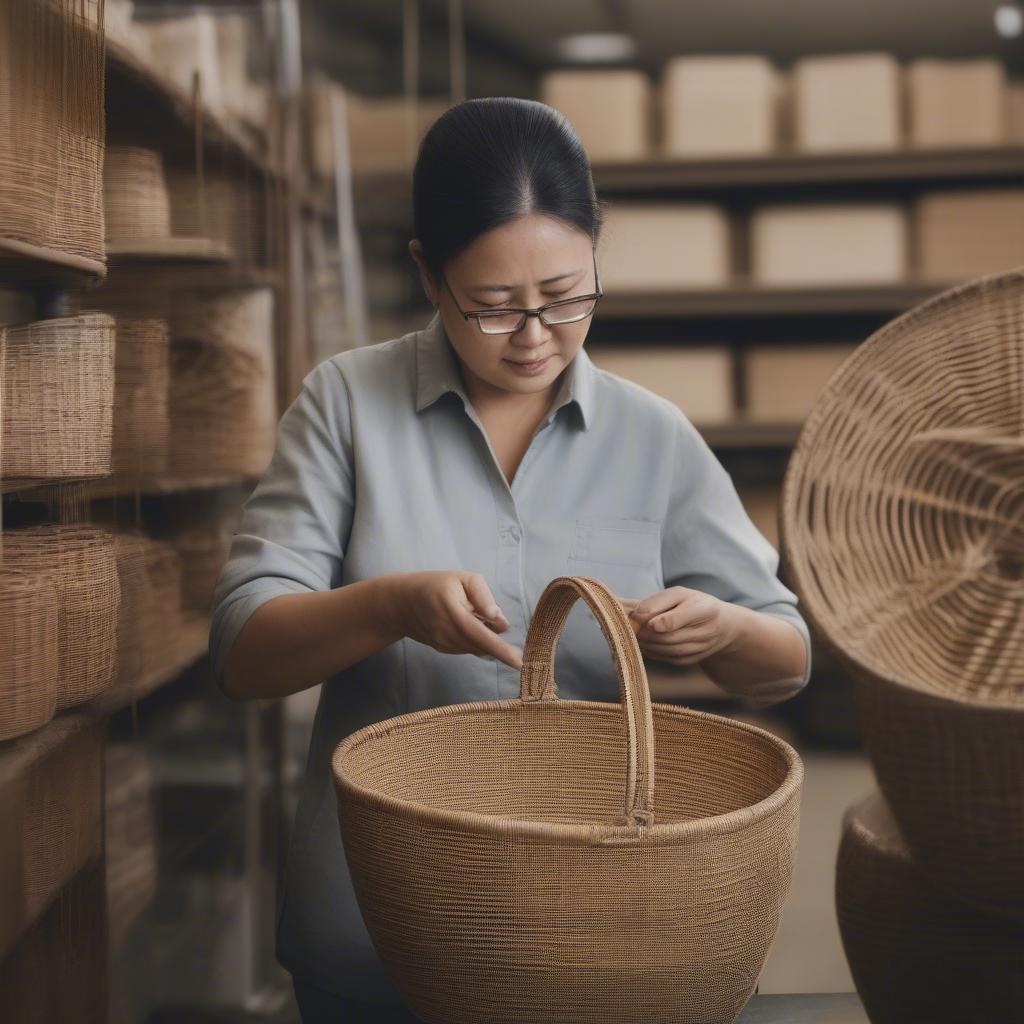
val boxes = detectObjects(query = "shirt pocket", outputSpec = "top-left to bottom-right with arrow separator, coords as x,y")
568,516 -> 662,571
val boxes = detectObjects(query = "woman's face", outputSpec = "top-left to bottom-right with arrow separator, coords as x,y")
418,213 -> 597,401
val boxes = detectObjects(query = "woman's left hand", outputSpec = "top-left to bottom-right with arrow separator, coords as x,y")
619,586 -> 741,667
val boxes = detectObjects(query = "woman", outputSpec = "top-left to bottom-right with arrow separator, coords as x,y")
211,97 -> 810,1023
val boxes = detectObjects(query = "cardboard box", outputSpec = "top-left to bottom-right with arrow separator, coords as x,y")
600,203 -> 732,290
745,344 -> 858,423
792,53 -> 901,152
751,204 -> 908,285
907,60 -> 1008,148
541,70 -> 651,162
1009,81 -> 1024,143
589,346 -> 735,424
916,190 -> 1024,281
661,56 -> 778,157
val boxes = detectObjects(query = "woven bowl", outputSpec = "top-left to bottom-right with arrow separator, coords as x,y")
104,147 -> 173,244
836,791 -> 1024,1023
781,269 -> 1024,920
0,569 -> 59,742
1,314 -> 115,482
1,525 -> 121,709
333,576 -> 803,1024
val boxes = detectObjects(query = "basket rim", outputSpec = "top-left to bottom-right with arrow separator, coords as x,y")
780,267 -> 1024,713
332,696 -> 803,846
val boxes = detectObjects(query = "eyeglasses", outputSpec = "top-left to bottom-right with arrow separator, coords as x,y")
442,249 -> 603,336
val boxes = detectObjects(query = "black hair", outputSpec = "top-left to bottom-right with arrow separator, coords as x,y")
412,97 -> 602,278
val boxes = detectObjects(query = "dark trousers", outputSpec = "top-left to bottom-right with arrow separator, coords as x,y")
291,976 -> 422,1024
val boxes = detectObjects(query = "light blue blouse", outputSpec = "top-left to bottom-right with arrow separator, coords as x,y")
209,313 -> 811,1002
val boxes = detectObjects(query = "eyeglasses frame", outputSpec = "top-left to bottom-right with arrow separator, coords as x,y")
440,248 -> 603,335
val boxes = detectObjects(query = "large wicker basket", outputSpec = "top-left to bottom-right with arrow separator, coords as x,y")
781,269 -> 1024,920
836,791 -> 1024,1024
333,576 -> 803,1024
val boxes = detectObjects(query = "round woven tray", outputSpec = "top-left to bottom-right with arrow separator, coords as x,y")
333,576 -> 803,1024
0,569 -> 59,742
1,314 -> 115,482
781,269 -> 1024,920
1,525 -> 121,709
837,791 -> 1024,1023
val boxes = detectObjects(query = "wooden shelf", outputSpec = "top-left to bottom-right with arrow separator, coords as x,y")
0,237 -> 106,289
697,421 -> 802,450
4,474 -> 256,500
105,37 -> 274,179
598,282 -> 947,319
592,146 -> 1024,194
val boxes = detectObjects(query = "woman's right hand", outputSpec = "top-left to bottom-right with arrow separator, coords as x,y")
386,571 -> 523,669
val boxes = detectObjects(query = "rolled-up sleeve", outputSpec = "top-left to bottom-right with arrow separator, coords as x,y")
209,359 -> 354,686
661,411 -> 812,696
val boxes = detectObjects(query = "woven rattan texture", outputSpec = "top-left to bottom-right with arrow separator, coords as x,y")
0,569 -> 58,741
0,0 -> 105,264
781,270 -> 1024,921
169,288 -> 277,478
836,792 -> 1024,1023
105,742 -> 158,953
174,523 -> 232,612
782,270 -> 1023,706
0,314 -> 115,482
166,165 -> 268,265
1,525 -> 120,709
333,576 -> 803,1024
104,147 -> 173,244
111,316 -> 170,478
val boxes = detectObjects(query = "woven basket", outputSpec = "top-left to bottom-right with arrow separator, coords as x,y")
138,539 -> 184,678
111,316 -> 170,478
166,165 -> 268,266
1,525 -> 121,709
836,791 -> 1024,1023
0,0 -> 105,272
0,569 -> 59,742
174,522 -> 233,612
780,269 -> 1024,920
169,288 -> 277,479
105,742 -> 158,952
333,576 -> 803,1024
0,314 -> 115,482
104,147 -> 173,244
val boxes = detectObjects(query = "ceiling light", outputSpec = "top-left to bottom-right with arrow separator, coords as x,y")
994,4 -> 1024,38
557,32 -> 636,64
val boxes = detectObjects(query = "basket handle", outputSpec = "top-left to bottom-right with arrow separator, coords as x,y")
519,576 -> 655,828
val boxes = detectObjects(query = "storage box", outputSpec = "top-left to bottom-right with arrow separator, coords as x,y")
661,57 -> 778,157
907,60 -> 1007,148
540,70 -> 651,162
307,81 -> 448,179
792,53 -> 901,151
1009,81 -> 1024,143
751,204 -> 907,285
745,344 -> 857,423
600,204 -> 732,290
588,346 -> 735,423
916,190 -> 1024,281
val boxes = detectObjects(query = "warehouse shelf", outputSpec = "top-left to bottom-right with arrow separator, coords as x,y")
598,282 -> 947,319
591,146 -> 1024,193
3,474 -> 257,500
105,37 -> 274,180
106,238 -> 235,265
0,237 -> 106,288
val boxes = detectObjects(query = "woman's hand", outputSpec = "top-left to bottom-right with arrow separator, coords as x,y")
619,586 -> 740,668
387,571 -> 523,669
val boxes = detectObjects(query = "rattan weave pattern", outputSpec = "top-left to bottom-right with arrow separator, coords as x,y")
0,569 -> 59,742
781,269 -> 1024,920
0,0 -> 106,267
0,525 -> 121,709
104,147 -> 173,244
333,576 -> 803,1024
174,523 -> 232,612
836,791 -> 1024,1023
0,314 -> 115,482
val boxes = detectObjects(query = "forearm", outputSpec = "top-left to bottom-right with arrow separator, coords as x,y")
700,604 -> 809,706
221,574 -> 407,701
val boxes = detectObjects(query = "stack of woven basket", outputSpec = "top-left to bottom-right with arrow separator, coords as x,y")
781,268 -> 1024,1023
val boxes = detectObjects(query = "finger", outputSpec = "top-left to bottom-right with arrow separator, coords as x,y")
461,573 -> 508,627
453,605 -> 523,668
639,636 -> 715,656
630,587 -> 693,626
